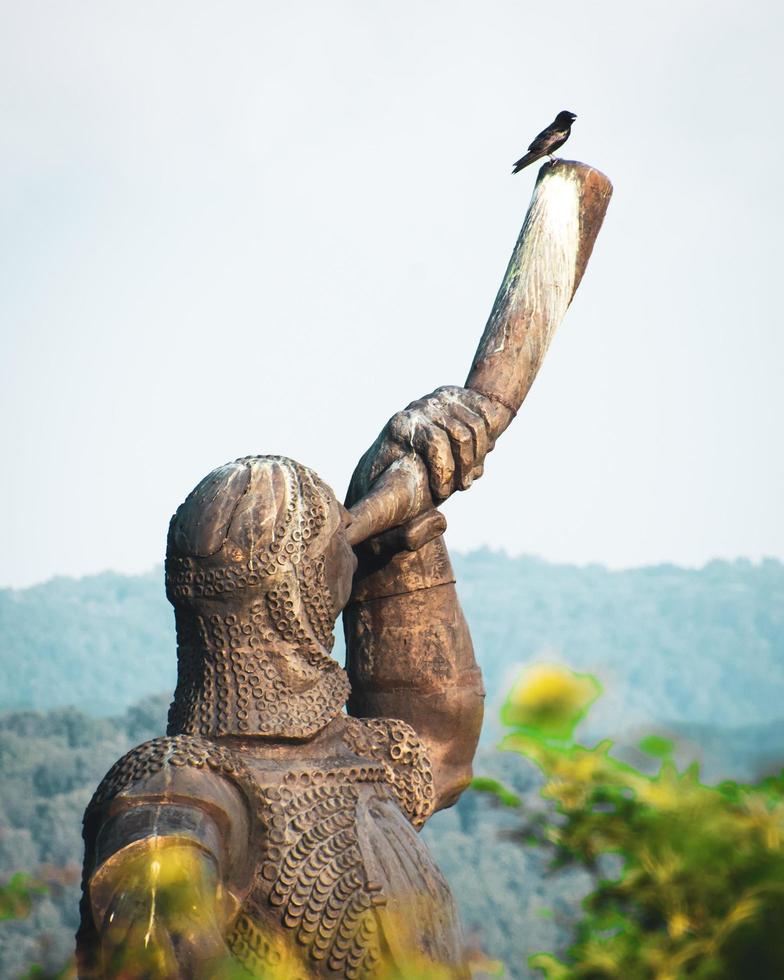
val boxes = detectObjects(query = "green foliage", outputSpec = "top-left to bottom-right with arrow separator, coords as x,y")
637,735 -> 674,760
0,696 -> 169,978
0,875 -> 76,978
17,961 -> 75,980
0,874 -> 47,922
470,777 -> 522,808
476,665 -> 784,979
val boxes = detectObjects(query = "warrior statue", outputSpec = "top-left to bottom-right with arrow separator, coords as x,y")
76,162 -> 611,978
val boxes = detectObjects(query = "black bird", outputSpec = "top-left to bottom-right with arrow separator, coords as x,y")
512,110 -> 577,174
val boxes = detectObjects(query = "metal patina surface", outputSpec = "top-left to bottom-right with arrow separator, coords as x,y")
77,160 -> 611,979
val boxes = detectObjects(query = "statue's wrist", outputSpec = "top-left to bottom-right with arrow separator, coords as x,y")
349,535 -> 455,604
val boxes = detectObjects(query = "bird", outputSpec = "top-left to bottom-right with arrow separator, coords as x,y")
512,110 -> 577,174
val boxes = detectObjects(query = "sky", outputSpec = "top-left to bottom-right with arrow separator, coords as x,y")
1,0 -> 782,589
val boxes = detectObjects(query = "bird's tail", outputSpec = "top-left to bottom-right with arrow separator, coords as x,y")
511,152 -> 538,174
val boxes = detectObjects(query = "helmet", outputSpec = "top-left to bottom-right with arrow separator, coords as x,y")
165,456 -> 350,739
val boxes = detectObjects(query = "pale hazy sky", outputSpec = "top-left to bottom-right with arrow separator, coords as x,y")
1,1 -> 782,588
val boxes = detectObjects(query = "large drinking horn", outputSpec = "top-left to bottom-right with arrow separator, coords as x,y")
346,160 -> 612,547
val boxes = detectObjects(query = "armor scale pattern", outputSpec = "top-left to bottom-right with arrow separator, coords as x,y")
84,717 -> 435,979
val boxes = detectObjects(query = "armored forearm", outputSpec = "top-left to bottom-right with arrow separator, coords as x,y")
90,843 -> 228,979
343,534 -> 484,813
77,743 -> 258,979
79,804 -> 238,979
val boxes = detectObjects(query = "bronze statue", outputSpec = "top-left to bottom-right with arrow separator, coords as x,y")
77,162 -> 611,979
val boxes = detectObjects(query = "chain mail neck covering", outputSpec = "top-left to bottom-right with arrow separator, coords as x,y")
165,456 -> 351,739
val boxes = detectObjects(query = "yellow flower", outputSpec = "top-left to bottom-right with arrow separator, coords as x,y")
667,911 -> 691,939
501,663 -> 601,738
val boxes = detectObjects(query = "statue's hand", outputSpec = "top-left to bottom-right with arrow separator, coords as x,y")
347,386 -> 508,508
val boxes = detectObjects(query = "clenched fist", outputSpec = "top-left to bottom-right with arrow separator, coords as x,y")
347,386 -> 511,509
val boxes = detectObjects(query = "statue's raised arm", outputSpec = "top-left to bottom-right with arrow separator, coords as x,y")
343,161 -> 612,810
345,161 -> 612,546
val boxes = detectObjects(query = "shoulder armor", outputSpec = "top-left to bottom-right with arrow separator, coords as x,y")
342,717 -> 436,829
86,734 -> 259,814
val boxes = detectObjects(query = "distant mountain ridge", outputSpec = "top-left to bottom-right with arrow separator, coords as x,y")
2,553 -> 783,978
2,552 -> 783,739
0,568 -> 174,716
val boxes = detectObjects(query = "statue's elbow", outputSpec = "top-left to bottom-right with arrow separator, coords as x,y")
429,686 -> 484,812
433,761 -> 474,812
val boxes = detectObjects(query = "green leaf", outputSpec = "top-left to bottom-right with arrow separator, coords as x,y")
0,873 -> 48,922
469,777 -> 521,808
637,735 -> 674,759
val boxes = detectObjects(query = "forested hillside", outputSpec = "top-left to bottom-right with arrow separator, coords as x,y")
453,552 -> 784,741
1,553 -> 783,977
0,569 -> 174,716
0,697 -> 168,976
2,553 -> 783,736
1,696 -> 781,976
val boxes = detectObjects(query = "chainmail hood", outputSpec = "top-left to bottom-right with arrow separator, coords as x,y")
165,456 -> 350,739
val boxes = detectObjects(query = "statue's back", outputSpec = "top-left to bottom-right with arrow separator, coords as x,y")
79,715 -> 469,978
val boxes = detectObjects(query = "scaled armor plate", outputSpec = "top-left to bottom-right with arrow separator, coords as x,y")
80,717 -> 466,980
